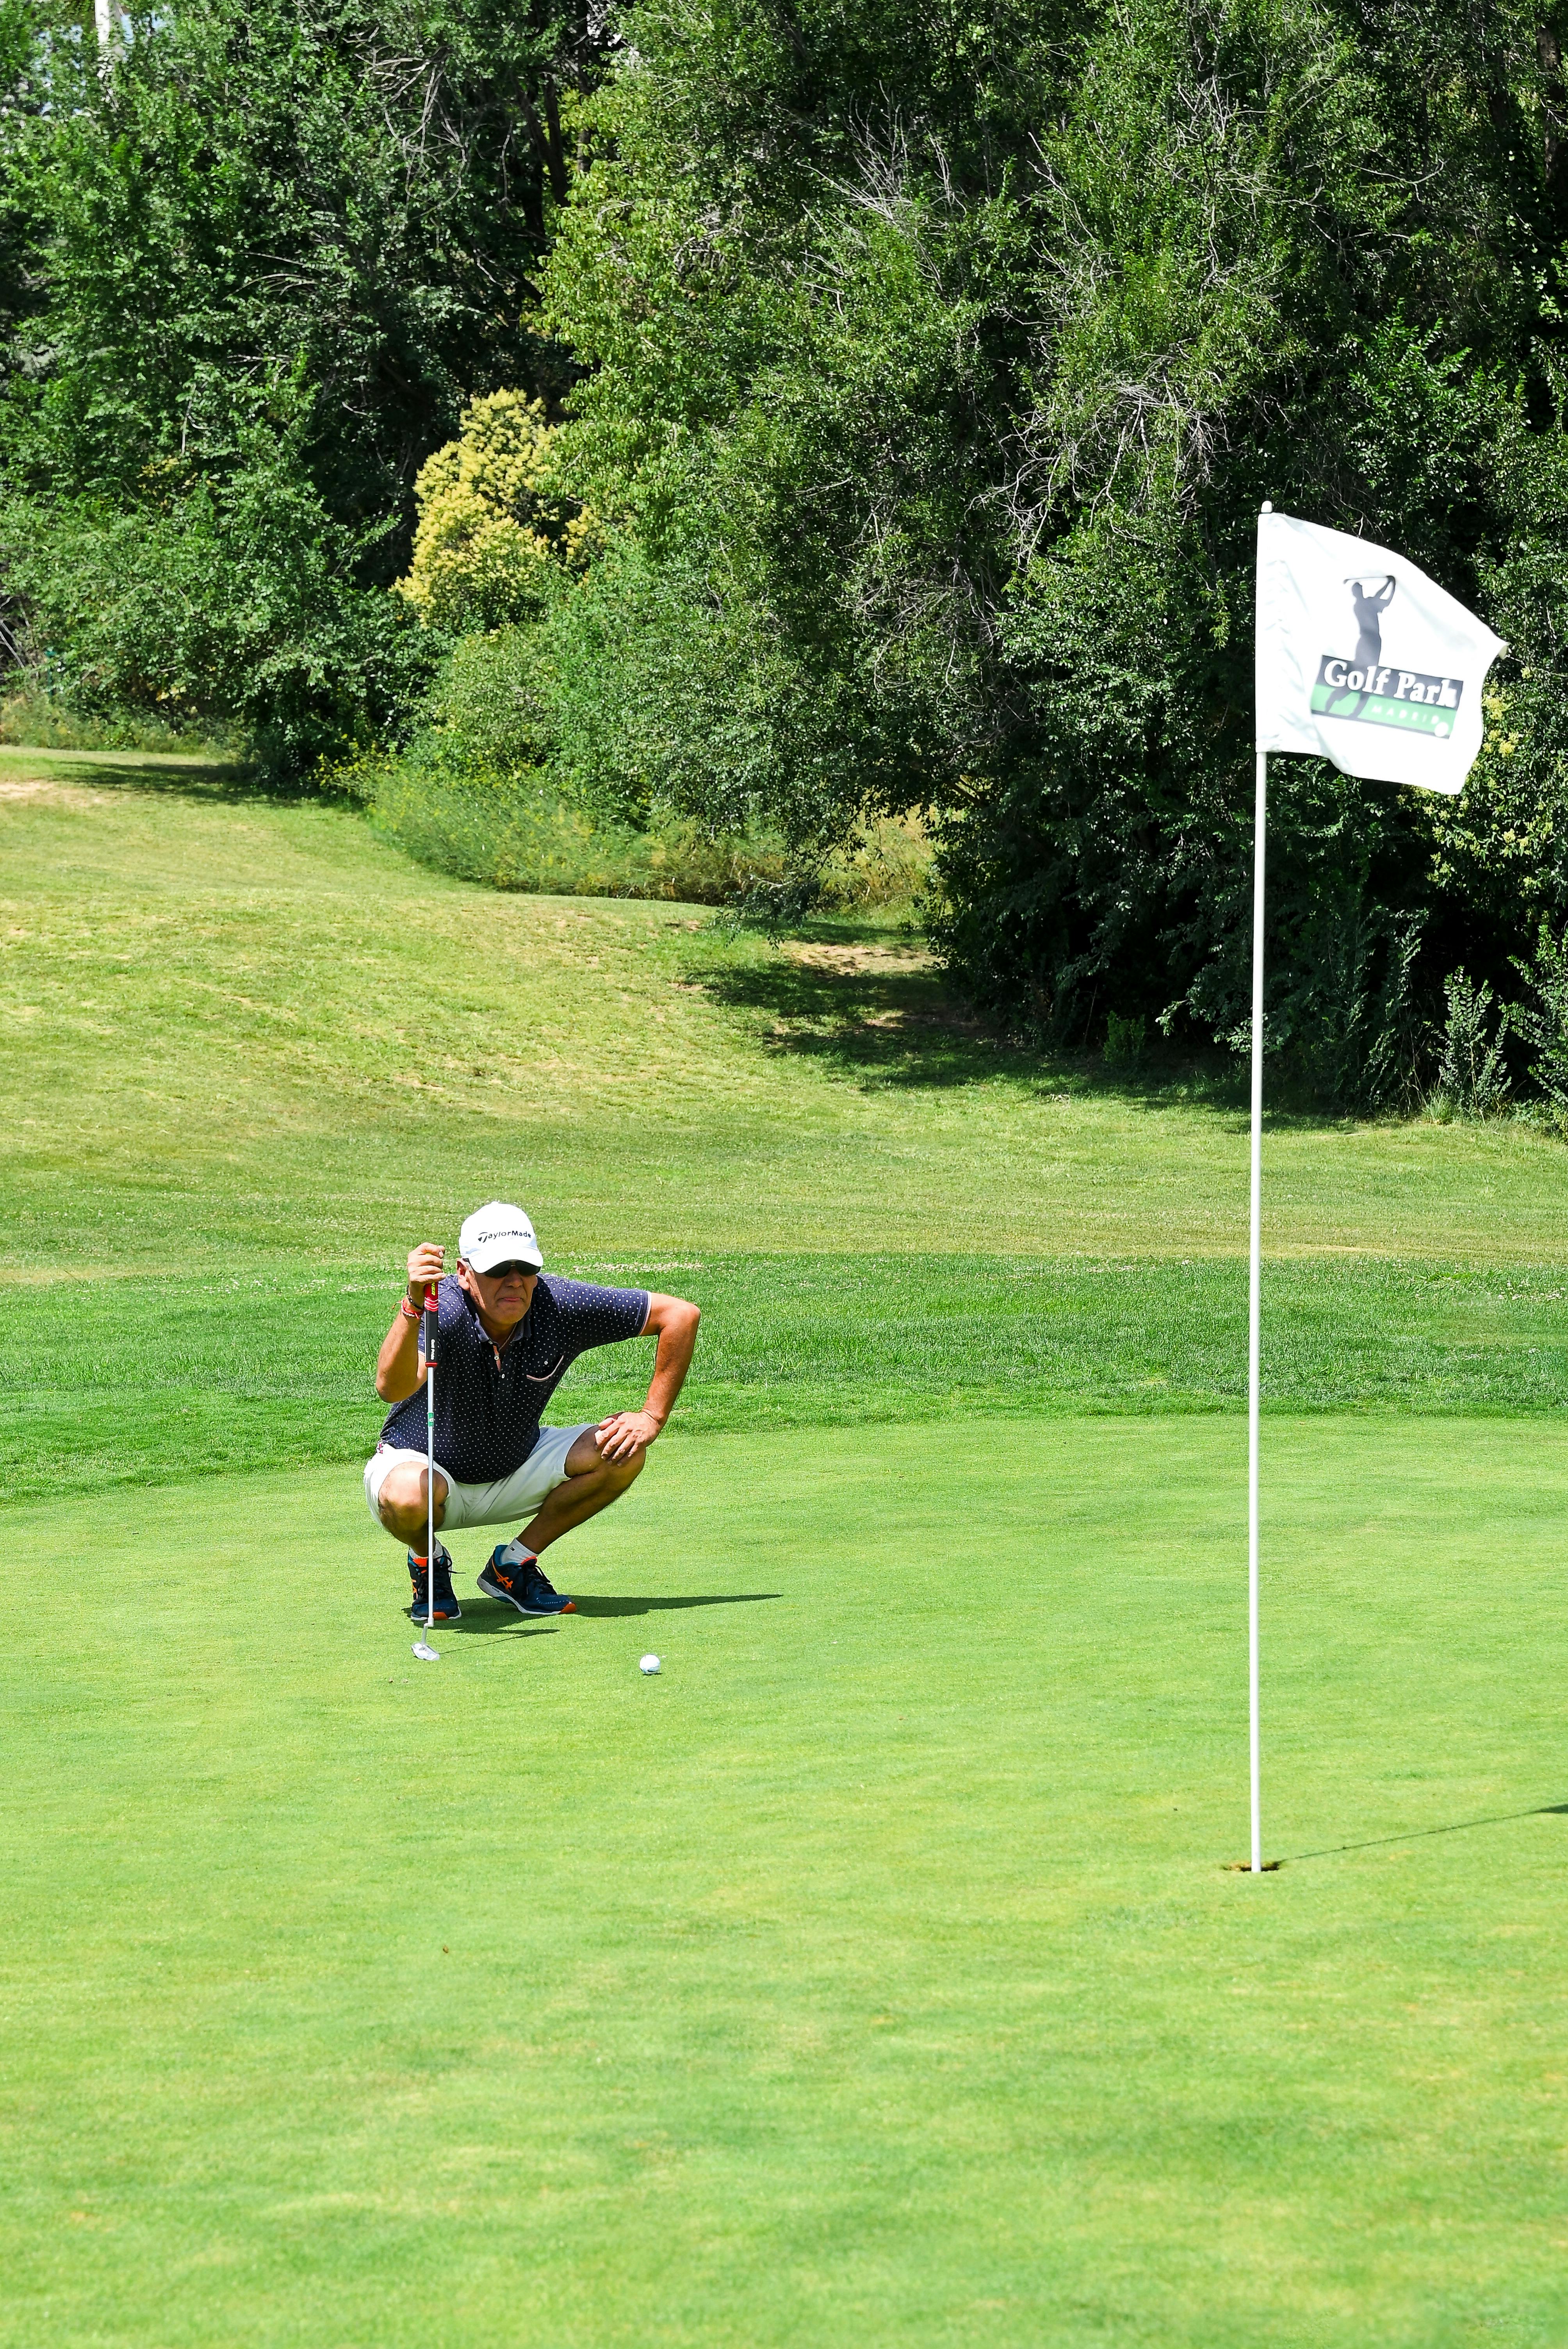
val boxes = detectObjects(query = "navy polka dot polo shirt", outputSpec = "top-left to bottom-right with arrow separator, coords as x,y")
380,1273 -> 650,1484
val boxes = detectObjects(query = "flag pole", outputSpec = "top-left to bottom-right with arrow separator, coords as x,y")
1248,741 -> 1266,1874
1244,499 -> 1502,1872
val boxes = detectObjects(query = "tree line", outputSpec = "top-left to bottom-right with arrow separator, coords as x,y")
3,0 -> 1568,1108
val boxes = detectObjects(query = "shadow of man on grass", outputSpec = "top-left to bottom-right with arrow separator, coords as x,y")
449,1592 -> 780,1634
570,1592 -> 780,1618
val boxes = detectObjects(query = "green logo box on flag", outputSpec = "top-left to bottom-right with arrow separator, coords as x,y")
1310,656 -> 1464,739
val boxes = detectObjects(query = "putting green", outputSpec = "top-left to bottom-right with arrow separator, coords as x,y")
6,1415 -> 1568,2346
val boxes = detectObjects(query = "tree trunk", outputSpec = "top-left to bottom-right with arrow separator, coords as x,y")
1541,23 -> 1565,184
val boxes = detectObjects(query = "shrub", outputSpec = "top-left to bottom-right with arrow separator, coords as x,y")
0,433 -> 438,781
1103,1012 -> 1146,1070
374,529 -> 935,905
1430,970 -> 1512,1121
336,738 -> 791,903
1511,927 -> 1568,1123
392,394 -> 595,635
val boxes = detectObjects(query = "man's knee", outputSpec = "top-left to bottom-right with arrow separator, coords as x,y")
564,1429 -> 649,1484
377,1461 -> 447,1536
565,1442 -> 647,1496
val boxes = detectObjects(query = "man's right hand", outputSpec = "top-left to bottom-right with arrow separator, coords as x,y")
379,1245 -> 445,1403
407,1242 -> 445,1304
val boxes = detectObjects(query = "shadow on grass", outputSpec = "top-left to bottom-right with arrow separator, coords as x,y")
0,743 -> 287,806
687,925 -> 1399,1130
570,1592 -> 782,1617
437,1593 -> 780,1635
686,933 -> 1006,1093
687,937 -> 1260,1110
442,1613 -> 561,1643
1278,1799 -> 1568,1864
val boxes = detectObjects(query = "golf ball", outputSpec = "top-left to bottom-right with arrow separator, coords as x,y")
640,1654 -> 661,1675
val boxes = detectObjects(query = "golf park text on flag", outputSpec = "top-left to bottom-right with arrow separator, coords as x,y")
1255,512 -> 1505,795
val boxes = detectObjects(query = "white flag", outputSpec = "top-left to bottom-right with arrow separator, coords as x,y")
1255,511 -> 1504,795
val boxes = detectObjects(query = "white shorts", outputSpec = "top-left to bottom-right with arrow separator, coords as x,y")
363,1424 -> 593,1534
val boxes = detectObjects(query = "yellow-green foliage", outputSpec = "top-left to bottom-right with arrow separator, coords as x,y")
394,391 -> 596,632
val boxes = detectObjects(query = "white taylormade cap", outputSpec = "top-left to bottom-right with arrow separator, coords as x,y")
458,1202 -> 543,1273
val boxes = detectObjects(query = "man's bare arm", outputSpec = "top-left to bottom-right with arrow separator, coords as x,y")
595,1292 -> 700,1462
375,1242 -> 445,1402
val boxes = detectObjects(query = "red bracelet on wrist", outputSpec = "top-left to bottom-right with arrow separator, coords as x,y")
399,1297 -> 421,1321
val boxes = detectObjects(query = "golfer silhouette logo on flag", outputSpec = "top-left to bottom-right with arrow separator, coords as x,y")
1349,574 -> 1395,667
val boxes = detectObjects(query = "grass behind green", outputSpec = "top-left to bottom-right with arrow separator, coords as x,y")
0,692 -> 238,757
7,749 -> 1568,1285
9,748 -> 1568,1513
11,1253 -> 1568,1503
7,1419 -> 1568,2347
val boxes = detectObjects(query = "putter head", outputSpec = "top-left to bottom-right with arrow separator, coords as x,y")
412,1640 -> 440,1662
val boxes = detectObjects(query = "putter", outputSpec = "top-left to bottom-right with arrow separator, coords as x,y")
413,1278 -> 441,1661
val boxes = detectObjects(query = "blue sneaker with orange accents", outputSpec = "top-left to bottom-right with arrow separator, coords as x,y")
477,1542 -> 575,1616
407,1542 -> 461,1624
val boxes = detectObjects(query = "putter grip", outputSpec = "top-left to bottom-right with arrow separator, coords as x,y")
422,1282 -> 439,1367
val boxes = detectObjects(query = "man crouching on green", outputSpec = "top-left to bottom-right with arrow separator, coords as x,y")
365,1201 -> 700,1621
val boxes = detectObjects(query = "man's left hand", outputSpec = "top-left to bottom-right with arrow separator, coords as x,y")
595,1409 -> 661,1463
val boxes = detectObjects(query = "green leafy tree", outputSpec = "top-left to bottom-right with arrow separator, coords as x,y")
540,0 -> 1568,1100
12,0 -> 609,533
0,411 -> 436,770
0,0 -> 612,769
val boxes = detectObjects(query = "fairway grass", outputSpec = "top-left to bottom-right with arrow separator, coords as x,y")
7,755 -> 1568,1281
11,759 -> 1568,1506
14,1252 -> 1568,1504
7,1417 -> 1568,2347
